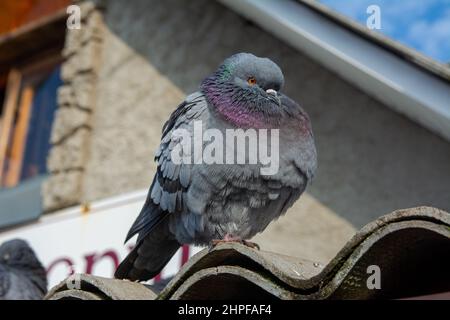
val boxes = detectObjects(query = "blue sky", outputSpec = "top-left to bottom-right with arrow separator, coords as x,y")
318,0 -> 450,63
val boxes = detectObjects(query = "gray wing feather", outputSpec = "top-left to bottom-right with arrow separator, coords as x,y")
125,92 -> 207,243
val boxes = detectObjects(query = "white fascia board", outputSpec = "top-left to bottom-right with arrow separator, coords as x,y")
220,0 -> 450,141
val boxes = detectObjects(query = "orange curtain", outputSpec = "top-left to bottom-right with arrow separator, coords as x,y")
0,0 -> 71,35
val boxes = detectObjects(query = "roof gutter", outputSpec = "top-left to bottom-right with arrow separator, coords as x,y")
219,0 -> 450,142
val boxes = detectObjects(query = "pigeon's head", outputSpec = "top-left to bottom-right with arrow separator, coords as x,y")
219,52 -> 285,94
0,239 -> 44,271
201,53 -> 286,128
0,239 -> 48,294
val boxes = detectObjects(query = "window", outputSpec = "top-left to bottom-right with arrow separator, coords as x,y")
0,0 -> 67,228
0,54 -> 61,188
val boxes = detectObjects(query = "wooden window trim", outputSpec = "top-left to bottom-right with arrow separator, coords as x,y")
4,84 -> 34,186
0,53 -> 61,187
0,69 -> 21,185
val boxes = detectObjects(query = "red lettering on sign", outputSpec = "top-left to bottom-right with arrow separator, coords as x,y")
46,257 -> 75,275
45,246 -> 193,284
84,249 -> 120,274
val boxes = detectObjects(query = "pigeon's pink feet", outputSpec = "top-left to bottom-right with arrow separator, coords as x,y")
209,234 -> 260,250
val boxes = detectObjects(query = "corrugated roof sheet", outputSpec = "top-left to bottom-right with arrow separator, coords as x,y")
46,206 -> 450,300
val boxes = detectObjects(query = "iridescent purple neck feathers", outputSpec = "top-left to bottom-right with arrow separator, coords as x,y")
201,70 -> 280,128
199,53 -> 311,130
201,82 -> 264,128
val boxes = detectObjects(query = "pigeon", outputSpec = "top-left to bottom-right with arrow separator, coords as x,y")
0,239 -> 47,300
115,53 -> 317,281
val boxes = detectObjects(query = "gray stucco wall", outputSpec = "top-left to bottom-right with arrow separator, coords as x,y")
45,0 -> 450,232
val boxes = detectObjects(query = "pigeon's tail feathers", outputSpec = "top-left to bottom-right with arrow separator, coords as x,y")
124,178 -> 165,244
114,239 -> 180,281
124,207 -> 165,244
115,220 -> 180,281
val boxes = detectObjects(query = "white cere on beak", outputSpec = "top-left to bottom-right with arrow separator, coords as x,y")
266,89 -> 277,96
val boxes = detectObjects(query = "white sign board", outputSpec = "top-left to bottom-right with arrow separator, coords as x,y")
0,190 -> 201,289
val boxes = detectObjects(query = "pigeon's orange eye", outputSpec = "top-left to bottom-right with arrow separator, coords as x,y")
247,77 -> 257,85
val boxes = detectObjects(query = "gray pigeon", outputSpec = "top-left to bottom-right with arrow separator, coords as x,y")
0,239 -> 47,300
115,53 -> 317,281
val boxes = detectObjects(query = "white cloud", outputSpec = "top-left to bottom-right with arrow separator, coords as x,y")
319,0 -> 450,62
407,9 -> 450,62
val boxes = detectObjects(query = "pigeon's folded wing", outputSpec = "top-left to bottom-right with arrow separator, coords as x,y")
125,92 -> 208,243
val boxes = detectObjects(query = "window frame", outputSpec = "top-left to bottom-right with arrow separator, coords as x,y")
0,7 -> 66,229
0,52 -> 61,188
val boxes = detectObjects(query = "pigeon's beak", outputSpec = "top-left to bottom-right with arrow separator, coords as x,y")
266,88 -> 281,106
